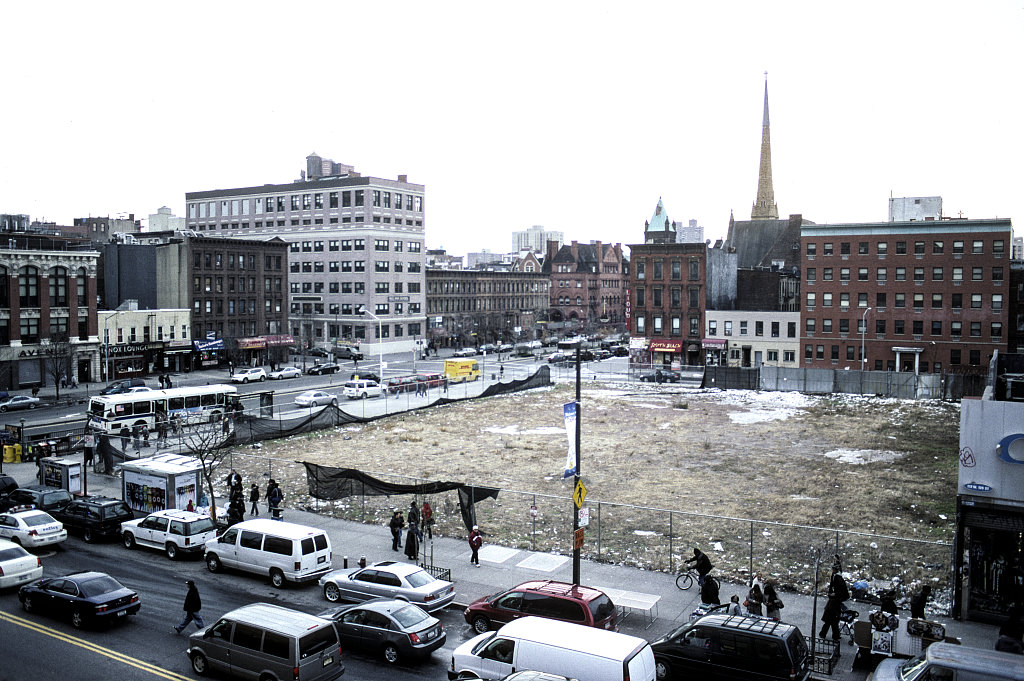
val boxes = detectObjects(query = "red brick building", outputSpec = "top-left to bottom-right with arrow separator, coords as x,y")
801,219 -> 1012,373
542,240 -> 627,334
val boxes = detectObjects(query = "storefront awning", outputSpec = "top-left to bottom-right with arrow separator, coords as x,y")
262,334 -> 295,347
702,338 -> 727,348
193,339 -> 225,351
649,339 -> 683,352
237,337 -> 267,350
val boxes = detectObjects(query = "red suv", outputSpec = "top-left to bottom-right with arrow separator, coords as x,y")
463,580 -> 617,634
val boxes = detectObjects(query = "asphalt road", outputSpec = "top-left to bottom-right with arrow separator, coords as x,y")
0,534 -> 477,681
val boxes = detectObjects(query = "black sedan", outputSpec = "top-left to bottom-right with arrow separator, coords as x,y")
318,598 -> 445,664
19,571 -> 141,629
307,362 -> 341,375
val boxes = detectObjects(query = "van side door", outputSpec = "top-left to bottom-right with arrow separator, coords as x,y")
477,636 -> 516,680
227,623 -> 266,678
214,528 -> 240,568
200,619 -> 235,674
236,529 -> 264,572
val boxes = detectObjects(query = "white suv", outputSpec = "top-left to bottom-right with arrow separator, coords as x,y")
121,509 -> 219,560
231,367 -> 267,383
343,380 -> 382,399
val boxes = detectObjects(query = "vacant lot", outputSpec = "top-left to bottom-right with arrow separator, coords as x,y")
231,382 -> 961,593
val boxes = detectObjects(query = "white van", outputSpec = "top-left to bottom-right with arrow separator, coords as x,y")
448,616 -> 656,681
869,642 -> 1024,681
343,379 -> 382,399
204,519 -> 332,588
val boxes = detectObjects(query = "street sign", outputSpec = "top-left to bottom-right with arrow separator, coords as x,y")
573,480 -> 587,508
578,507 -> 590,527
573,527 -> 584,549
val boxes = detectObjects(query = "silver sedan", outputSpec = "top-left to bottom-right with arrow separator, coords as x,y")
319,560 -> 456,612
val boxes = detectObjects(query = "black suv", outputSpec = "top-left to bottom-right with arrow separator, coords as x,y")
651,613 -> 810,681
100,378 -> 146,395
0,485 -> 73,513
50,495 -> 135,543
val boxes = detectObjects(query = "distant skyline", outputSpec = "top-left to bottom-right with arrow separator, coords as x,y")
3,2 -> 1021,255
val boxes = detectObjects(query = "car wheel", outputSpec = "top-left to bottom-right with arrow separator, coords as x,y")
71,609 -> 85,629
472,615 -> 490,634
0,406 -> 6,412
190,652 -> 209,676
324,582 -> 341,602
270,568 -> 286,589
28,403 -> 36,409
165,542 -> 178,560
242,377 -> 249,384
82,528 -> 95,543
330,399 -> 338,406
382,642 -> 400,664
259,376 -> 265,382
22,595 -> 34,613
361,392 -> 367,399
206,553 -> 221,573
122,532 -> 135,549
655,658 -> 671,681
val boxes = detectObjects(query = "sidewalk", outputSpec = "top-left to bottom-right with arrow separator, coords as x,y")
2,460 -> 1002,679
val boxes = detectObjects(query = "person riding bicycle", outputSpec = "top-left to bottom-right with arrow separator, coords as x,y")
685,547 -> 714,585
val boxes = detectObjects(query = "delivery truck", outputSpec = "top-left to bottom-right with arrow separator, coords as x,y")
444,358 -> 481,383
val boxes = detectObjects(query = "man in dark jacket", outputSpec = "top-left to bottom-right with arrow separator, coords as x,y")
174,580 -> 205,634
389,511 -> 405,551
820,594 -> 842,640
685,547 -> 714,585
910,585 -> 931,619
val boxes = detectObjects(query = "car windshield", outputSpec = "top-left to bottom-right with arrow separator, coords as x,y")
22,513 -> 56,527
404,570 -> 434,588
0,546 -> 29,560
79,575 -> 125,597
896,652 -> 931,681
392,604 -> 431,628
186,517 -> 216,534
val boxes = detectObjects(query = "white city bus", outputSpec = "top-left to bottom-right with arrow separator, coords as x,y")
86,384 -> 238,434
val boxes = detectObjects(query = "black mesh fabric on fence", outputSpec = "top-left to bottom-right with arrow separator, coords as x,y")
434,364 -> 551,405
302,463 -> 499,532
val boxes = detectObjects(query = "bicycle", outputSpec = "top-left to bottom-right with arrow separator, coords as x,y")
676,568 -> 700,590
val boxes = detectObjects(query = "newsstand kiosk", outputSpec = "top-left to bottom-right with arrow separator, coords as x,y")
120,453 -> 204,515
38,456 -> 84,495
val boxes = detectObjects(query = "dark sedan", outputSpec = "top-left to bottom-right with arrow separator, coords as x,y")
307,362 -> 341,375
318,598 -> 445,664
19,571 -> 141,628
639,369 -> 680,383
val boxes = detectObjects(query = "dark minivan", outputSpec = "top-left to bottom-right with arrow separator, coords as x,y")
651,613 -> 809,681
463,579 -> 617,634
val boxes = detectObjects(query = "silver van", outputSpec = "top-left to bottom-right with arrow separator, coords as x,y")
205,518 -> 332,588
870,642 -> 1024,681
187,603 -> 344,681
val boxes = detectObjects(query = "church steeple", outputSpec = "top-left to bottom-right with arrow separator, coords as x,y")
751,74 -> 779,220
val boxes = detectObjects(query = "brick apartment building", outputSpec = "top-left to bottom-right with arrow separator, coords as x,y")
542,240 -> 628,335
801,218 -> 1012,373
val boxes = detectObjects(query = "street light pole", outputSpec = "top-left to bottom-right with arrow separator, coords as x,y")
860,307 -> 872,371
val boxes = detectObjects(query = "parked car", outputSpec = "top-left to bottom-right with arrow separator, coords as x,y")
547,352 -> 568,364
479,343 -> 498,354
386,376 -> 421,394
497,343 -> 515,353
125,386 -> 154,393
650,613 -> 810,681
99,378 -> 146,395
295,390 -> 338,408
350,372 -> 382,385
0,538 -> 42,589
610,345 -> 629,357
331,345 -> 364,361
18,571 -> 141,629
0,509 -> 67,548
0,395 -> 40,412
343,380 -> 382,399
453,347 -> 478,357
0,485 -> 72,514
49,495 -> 135,543
639,370 -> 680,383
268,366 -> 302,380
318,598 -> 446,664
542,337 -> 560,347
0,474 -> 18,499
307,362 -> 341,376
528,340 -> 543,349
306,347 -> 331,358
120,508 -> 218,559
319,560 -> 456,612
594,349 -> 613,361
463,580 -> 617,634
231,367 -> 267,383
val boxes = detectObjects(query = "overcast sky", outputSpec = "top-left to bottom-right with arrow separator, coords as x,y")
4,2 -> 1021,256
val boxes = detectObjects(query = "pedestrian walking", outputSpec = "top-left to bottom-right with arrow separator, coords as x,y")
222,415 -> 231,435
141,425 -> 150,447
820,594 -> 842,641
268,480 -> 283,520
131,425 -> 142,451
443,378 -> 449,394
119,426 -> 130,450
500,364 -> 504,378
745,583 -> 764,616
266,479 -> 276,514
173,580 -> 205,634
70,376 -> 77,389
421,500 -> 434,540
226,468 -> 242,491
468,525 -> 483,566
405,521 -> 419,561
910,585 -> 931,619
407,501 -> 419,528
389,511 -> 405,551
764,582 -> 784,620
249,483 -> 260,516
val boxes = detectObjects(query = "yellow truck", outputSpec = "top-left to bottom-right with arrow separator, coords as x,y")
444,358 -> 481,383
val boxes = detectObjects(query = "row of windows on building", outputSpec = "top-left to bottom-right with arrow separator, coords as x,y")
556,279 -> 622,288
805,317 -> 1004,339
301,322 -> 424,342
289,261 -> 423,274
289,239 -> 422,254
633,259 -> 701,280
4,317 -> 89,344
291,302 -> 422,317
431,297 -> 540,314
805,238 -> 1007,257
708,320 -> 798,338
805,344 -> 981,369
194,298 -> 283,317
429,280 -> 546,294
193,214 -> 423,231
188,191 -> 423,219
193,276 -> 282,295
635,316 -> 701,336
196,321 -> 275,340
103,326 -> 189,344
806,266 -> 1004,283
634,287 -> 702,308
192,253 -> 277,271
291,281 -> 420,294
806,291 -> 1005,310
0,266 -> 89,309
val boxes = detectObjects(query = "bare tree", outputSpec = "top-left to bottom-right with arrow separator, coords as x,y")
43,331 -> 74,400
178,419 -> 232,524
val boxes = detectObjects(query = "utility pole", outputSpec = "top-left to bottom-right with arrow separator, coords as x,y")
572,343 -> 582,585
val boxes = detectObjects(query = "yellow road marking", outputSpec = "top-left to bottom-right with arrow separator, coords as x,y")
0,611 -> 192,681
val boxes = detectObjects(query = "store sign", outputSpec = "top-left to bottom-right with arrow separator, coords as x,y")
263,334 -> 295,347
193,339 -> 225,351
236,337 -> 267,350
649,339 -> 683,352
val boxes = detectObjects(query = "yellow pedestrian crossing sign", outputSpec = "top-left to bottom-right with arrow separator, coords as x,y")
573,480 -> 587,508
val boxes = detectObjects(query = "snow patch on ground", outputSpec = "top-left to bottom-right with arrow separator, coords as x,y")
633,530 -> 659,536
824,448 -> 905,464
483,425 -> 566,436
